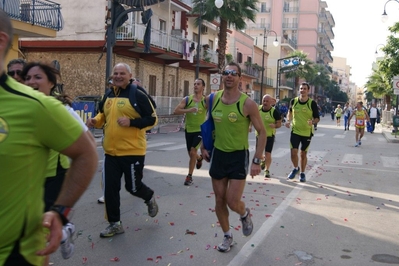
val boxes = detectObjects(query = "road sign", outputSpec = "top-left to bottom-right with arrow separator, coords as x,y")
210,74 -> 221,86
393,76 -> 399,94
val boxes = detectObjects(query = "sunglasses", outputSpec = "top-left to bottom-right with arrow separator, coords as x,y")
7,70 -> 22,76
222,70 -> 240,76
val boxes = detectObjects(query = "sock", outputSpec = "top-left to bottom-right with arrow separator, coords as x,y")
300,172 -> 305,175
113,221 -> 121,225
187,174 -> 192,177
241,211 -> 248,219
224,230 -> 232,237
61,228 -> 68,242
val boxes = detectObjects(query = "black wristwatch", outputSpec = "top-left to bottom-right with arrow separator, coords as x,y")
49,205 -> 73,225
252,158 -> 261,165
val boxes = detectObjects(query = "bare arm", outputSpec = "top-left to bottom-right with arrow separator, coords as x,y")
173,97 -> 197,115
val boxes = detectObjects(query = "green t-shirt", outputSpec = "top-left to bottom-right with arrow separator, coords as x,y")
185,95 -> 206,133
291,97 -> 315,137
256,106 -> 281,137
0,74 -> 83,265
212,90 -> 250,152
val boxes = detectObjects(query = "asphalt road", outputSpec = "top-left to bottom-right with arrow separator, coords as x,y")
49,118 -> 399,266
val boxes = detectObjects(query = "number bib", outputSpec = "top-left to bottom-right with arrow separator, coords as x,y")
356,119 -> 364,126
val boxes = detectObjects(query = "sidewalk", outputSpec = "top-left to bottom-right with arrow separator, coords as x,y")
380,124 -> 399,143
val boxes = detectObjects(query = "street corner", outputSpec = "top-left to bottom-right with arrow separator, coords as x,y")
382,128 -> 399,143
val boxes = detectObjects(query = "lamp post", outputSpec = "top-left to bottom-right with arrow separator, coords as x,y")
276,56 -> 305,100
259,29 -> 279,104
195,0 -> 204,79
381,0 -> 399,115
375,43 -> 385,57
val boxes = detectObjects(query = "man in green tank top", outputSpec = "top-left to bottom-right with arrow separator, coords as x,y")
254,94 -> 282,178
284,82 -> 320,182
0,10 -> 98,266
174,78 -> 207,186
201,62 -> 266,253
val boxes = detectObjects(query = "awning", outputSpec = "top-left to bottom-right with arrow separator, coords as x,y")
279,86 -> 294,91
116,0 -> 165,7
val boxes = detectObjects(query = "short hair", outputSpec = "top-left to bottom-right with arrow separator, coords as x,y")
21,62 -> 60,90
196,78 -> 205,86
7,58 -> 26,70
300,82 -> 310,90
114,63 -> 132,74
225,62 -> 242,77
0,9 -> 13,54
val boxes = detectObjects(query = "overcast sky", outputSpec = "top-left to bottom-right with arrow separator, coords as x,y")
327,0 -> 399,87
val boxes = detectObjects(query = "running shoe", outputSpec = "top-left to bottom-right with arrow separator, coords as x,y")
264,170 -> 270,178
97,196 -> 105,204
287,167 -> 300,180
196,156 -> 203,169
100,222 -> 124,238
300,173 -> 306,183
359,140 -> 362,145
146,196 -> 158,217
184,175 -> 193,186
355,143 -> 359,147
241,208 -> 253,236
217,234 -> 233,252
260,160 -> 266,170
60,223 -> 75,259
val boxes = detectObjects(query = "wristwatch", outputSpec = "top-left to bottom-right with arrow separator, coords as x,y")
49,205 -> 73,225
252,158 -> 261,165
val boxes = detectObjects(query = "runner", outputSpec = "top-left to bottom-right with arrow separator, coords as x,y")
348,101 -> 370,147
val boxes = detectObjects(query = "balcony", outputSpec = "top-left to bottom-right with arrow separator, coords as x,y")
281,36 -> 297,50
260,7 -> 271,13
325,24 -> 335,39
324,37 -> 334,51
317,27 -> 326,36
115,23 -> 218,64
247,23 -> 271,30
243,64 -> 261,78
283,7 -> 299,12
1,0 -> 63,31
319,12 -> 327,21
282,23 -> 298,29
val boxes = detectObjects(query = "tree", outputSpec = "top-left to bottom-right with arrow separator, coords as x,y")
283,51 -> 314,81
365,69 -> 392,110
191,0 -> 258,73
379,22 -> 399,80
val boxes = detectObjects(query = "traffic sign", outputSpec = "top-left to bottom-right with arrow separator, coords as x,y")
393,76 -> 399,89
210,74 -> 221,86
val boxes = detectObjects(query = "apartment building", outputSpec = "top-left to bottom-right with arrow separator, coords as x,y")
18,0 -> 224,105
331,56 -> 351,95
245,0 -> 335,99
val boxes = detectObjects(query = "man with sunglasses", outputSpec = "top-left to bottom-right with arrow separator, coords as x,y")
201,62 -> 266,253
7,58 -> 25,83
285,82 -> 320,182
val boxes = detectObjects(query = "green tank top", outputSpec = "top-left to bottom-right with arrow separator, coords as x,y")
185,95 -> 206,133
256,106 -> 276,137
292,97 -> 314,137
212,91 -> 250,152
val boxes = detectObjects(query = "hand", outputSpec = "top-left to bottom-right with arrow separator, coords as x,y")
36,211 -> 63,256
86,118 -> 97,128
285,122 -> 291,128
200,148 -> 210,162
250,163 -> 261,178
307,119 -> 313,126
117,117 -> 130,127
269,123 -> 276,128
191,107 -> 198,113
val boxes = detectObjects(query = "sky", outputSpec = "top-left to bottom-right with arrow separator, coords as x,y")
326,0 -> 399,87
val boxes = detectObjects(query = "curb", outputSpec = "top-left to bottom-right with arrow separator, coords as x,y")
382,131 -> 399,143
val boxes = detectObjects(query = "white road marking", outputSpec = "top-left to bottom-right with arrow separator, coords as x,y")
334,135 -> 345,139
228,164 -> 322,266
381,156 -> 399,168
307,150 -> 327,162
160,144 -> 187,151
147,142 -> 174,148
272,148 -> 290,158
313,133 -> 325,137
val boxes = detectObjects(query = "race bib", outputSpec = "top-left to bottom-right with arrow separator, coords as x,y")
356,119 -> 364,126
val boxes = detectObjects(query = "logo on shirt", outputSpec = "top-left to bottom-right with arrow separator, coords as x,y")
0,117 -> 9,143
117,100 -> 126,108
228,112 -> 238,122
106,99 -> 113,109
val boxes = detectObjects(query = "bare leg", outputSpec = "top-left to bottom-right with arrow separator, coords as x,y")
265,152 -> 272,170
188,147 -> 197,175
212,178 -> 230,232
300,150 -> 308,172
290,148 -> 299,168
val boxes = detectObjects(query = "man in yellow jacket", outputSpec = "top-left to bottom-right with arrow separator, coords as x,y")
87,63 -> 158,238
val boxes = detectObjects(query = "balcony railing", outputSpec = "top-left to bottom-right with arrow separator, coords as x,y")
282,23 -> 298,29
281,36 -> 297,49
260,7 -> 271,13
283,7 -> 299,12
116,23 -> 218,64
1,0 -> 63,31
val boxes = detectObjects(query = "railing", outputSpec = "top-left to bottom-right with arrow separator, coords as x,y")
282,23 -> 298,29
324,37 -> 334,50
260,7 -> 271,13
0,0 -> 63,31
283,7 -> 299,12
318,27 -> 326,34
116,22 -> 218,64
281,36 -> 297,49
243,65 -> 260,77
319,13 -> 327,20
246,23 -> 270,30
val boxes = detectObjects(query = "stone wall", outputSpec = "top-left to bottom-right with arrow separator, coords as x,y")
23,51 -> 209,99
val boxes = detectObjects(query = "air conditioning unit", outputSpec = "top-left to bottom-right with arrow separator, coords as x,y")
201,25 -> 208,34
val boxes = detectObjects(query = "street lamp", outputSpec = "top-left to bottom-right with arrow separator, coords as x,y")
259,29 -> 279,104
195,0 -> 204,79
215,0 -> 223,8
381,0 -> 399,22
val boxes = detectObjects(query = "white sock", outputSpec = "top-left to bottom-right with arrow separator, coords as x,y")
224,230 -> 232,237
241,211 -> 248,219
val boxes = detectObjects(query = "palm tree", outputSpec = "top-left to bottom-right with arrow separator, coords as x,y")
365,69 -> 392,110
191,0 -> 258,73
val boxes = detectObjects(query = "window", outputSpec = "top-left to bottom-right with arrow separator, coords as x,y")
260,3 -> 267,13
247,56 -> 252,64
193,33 -> 198,43
260,18 -> 266,28
208,40 -> 214,50
184,81 -> 190,96
149,75 -> 157,96
159,19 -> 166,32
